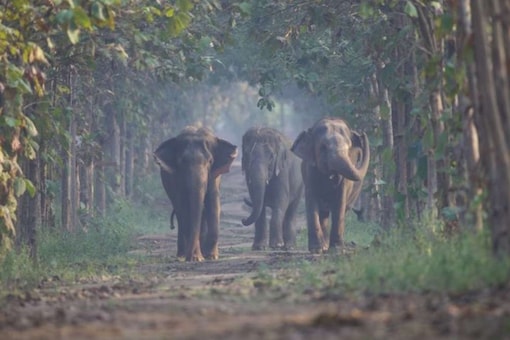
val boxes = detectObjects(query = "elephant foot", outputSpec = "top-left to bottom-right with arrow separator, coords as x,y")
308,239 -> 328,254
282,244 -> 295,251
308,247 -> 326,254
252,244 -> 267,251
204,252 -> 219,260
203,245 -> 219,260
177,251 -> 186,261
269,240 -> 284,250
187,251 -> 205,262
187,255 -> 205,262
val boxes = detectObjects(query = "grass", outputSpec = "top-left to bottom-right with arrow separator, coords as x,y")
0,196 -> 171,290
2,175 -> 510,299
255,217 -> 510,296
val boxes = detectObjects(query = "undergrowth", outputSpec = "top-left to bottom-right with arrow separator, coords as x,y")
0,198 -> 169,289
261,218 -> 510,295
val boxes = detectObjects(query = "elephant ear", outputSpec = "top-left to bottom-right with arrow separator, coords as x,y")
212,138 -> 238,178
291,130 -> 315,166
241,141 -> 250,173
154,137 -> 179,174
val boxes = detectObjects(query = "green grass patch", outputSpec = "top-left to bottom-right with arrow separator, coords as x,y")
257,219 -> 510,296
0,198 -> 170,289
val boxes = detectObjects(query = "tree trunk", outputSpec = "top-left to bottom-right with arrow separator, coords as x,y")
125,127 -> 135,198
457,0 -> 483,231
16,158 -> 40,260
471,0 -> 510,255
377,66 -> 395,229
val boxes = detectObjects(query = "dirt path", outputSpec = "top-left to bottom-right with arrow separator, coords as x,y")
1,163 -> 510,339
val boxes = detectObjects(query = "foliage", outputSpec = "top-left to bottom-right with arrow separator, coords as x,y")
0,198 -> 165,288
0,0 -> 207,256
255,224 -> 510,296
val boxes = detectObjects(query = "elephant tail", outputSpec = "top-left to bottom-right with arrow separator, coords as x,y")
170,209 -> 177,230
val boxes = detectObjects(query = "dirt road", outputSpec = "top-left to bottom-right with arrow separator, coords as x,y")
1,163 -> 509,339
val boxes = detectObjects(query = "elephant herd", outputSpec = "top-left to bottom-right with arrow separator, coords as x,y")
154,118 -> 370,262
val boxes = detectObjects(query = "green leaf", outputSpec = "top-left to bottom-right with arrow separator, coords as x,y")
198,36 -> 212,50
441,206 -> 462,222
6,64 -> 24,87
4,117 -> 19,127
91,2 -> 106,21
164,8 -> 175,18
236,2 -> 252,16
24,179 -> 36,198
380,104 -> 390,120
359,2 -> 375,19
404,1 -> 418,18
176,0 -> 193,12
67,28 -> 80,44
73,7 -> 92,29
55,9 -> 74,24
23,116 -> 38,137
167,12 -> 191,37
13,177 -> 26,197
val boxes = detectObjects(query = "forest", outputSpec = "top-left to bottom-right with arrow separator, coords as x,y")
1,0 -> 510,338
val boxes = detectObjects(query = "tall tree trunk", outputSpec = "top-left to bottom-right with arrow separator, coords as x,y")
40,156 -> 55,229
416,3 -> 452,219
105,103 -> 121,201
367,73 -> 383,223
377,66 -> 395,228
16,158 -> 40,260
471,0 -> 510,255
61,66 -> 76,232
457,0 -> 483,231
125,126 -> 134,198
95,159 -> 106,217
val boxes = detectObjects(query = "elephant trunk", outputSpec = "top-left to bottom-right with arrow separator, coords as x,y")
330,134 -> 370,182
329,151 -> 362,181
357,133 -> 370,180
184,169 -> 207,257
242,169 -> 267,226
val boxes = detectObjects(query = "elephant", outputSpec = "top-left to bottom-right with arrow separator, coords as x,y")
291,117 -> 370,254
241,127 -> 304,250
154,126 -> 238,261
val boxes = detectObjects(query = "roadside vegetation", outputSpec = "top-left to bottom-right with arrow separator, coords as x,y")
3,180 -> 508,301
1,4 -> 510,337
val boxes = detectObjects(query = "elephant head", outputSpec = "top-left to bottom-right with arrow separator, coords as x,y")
154,126 -> 238,180
241,127 -> 289,226
291,118 -> 370,182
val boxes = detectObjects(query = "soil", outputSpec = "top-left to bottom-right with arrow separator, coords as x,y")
1,163 -> 510,339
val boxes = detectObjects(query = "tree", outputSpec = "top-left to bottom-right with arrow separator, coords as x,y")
469,0 -> 510,255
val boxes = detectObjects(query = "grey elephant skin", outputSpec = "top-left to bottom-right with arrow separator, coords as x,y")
291,118 -> 370,253
154,126 -> 238,262
241,127 -> 304,250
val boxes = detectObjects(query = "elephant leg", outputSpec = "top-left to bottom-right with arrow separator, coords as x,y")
176,212 -> 186,259
305,197 -> 327,253
200,212 -> 208,255
269,207 -> 285,249
319,209 -> 330,246
202,178 -> 220,260
329,182 -> 347,252
282,198 -> 300,250
177,227 -> 186,259
252,207 -> 268,250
